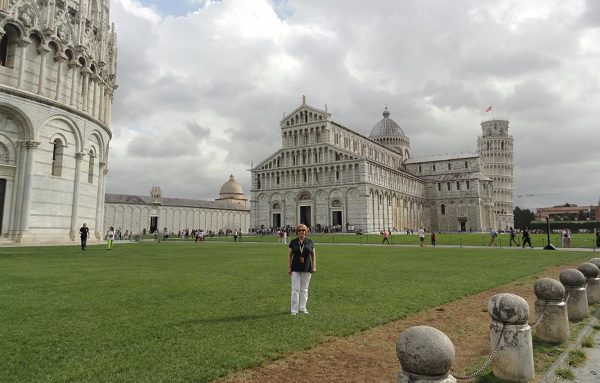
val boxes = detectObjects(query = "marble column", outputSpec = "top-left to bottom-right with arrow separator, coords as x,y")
16,39 -> 30,89
37,45 -> 51,95
69,61 -> 81,107
54,53 -> 66,101
69,152 -> 84,241
16,140 -> 40,242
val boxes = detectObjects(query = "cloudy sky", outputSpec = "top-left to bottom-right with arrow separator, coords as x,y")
106,0 -> 600,210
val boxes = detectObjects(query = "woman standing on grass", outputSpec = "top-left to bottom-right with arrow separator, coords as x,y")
106,226 -> 115,251
288,224 -> 316,315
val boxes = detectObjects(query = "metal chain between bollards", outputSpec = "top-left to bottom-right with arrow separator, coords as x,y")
453,323 -> 506,380
564,291 -> 570,304
528,302 -> 546,329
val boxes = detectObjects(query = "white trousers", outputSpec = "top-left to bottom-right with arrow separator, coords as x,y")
291,271 -> 312,313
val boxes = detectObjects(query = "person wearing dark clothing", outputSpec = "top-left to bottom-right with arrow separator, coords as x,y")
522,228 -> 533,248
288,224 -> 316,315
596,230 -> 600,248
80,223 -> 89,251
509,227 -> 520,247
431,231 -> 436,246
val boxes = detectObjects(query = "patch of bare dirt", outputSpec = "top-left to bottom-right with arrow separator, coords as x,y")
217,263 -> 579,383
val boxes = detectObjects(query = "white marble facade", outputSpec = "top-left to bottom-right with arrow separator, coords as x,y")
250,99 -> 513,233
104,179 -> 250,235
0,0 -> 117,243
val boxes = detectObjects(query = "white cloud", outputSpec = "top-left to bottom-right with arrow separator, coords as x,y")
106,0 -> 600,209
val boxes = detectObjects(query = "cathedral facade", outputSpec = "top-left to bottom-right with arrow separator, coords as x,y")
250,99 -> 514,233
0,0 -> 117,243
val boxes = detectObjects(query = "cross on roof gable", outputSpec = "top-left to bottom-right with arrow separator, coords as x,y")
281,103 -> 331,127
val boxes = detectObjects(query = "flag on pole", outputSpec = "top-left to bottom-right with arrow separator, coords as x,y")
485,105 -> 493,112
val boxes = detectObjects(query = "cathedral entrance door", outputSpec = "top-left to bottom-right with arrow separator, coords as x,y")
332,211 -> 342,227
299,206 -> 311,227
0,179 -> 5,235
458,218 -> 467,232
150,216 -> 158,233
272,213 -> 281,228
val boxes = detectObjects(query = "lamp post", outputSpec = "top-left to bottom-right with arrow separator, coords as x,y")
544,217 -> 556,250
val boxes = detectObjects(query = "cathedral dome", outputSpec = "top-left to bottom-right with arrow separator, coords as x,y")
220,175 -> 244,197
369,107 -> 406,139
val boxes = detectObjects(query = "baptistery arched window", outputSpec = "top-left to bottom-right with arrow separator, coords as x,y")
0,24 -> 19,68
51,138 -> 64,176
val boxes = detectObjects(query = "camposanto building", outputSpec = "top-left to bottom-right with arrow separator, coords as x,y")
0,0 -> 117,243
104,175 -> 250,236
250,98 -> 514,233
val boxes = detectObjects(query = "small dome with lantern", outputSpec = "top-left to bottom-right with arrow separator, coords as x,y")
369,107 -> 411,161
216,175 -> 248,206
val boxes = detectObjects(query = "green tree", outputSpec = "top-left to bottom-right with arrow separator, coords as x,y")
514,206 -> 535,229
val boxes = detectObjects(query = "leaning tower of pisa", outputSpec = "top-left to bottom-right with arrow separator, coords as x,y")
477,118 -> 515,230
0,0 -> 117,243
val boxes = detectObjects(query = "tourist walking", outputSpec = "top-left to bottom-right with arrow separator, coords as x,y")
79,223 -> 89,251
596,229 -> 600,248
522,228 -> 533,248
508,227 -> 519,246
488,228 -> 497,246
418,227 -> 425,247
382,229 -> 390,244
288,224 -> 316,315
431,231 -> 436,246
106,226 -> 115,250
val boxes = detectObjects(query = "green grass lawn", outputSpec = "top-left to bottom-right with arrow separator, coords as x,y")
0,242 -> 592,382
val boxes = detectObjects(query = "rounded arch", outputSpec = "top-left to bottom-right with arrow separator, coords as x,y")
88,131 -> 106,162
0,22 -> 22,68
48,132 -> 69,147
40,114 -> 82,151
0,20 -> 25,40
297,190 -> 312,201
28,29 -> 44,47
0,103 -> 35,140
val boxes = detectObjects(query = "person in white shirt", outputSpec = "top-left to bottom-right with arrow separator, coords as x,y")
106,226 -> 115,251
418,227 -> 425,247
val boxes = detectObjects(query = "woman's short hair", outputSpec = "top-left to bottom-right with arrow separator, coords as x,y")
296,224 -> 308,233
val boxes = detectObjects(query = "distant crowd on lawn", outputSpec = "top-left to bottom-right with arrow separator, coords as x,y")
250,224 -> 345,236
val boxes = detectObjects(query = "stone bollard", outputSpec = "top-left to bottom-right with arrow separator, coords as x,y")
578,262 -> 600,304
488,293 -> 534,383
396,325 -> 456,383
559,268 -> 588,322
533,278 -> 569,343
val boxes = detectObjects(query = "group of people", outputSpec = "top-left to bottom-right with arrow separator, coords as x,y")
493,227 -> 533,248
381,227 -> 435,247
79,223 -> 115,251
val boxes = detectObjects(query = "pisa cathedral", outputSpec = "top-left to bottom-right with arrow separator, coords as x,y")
250,98 -> 514,233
